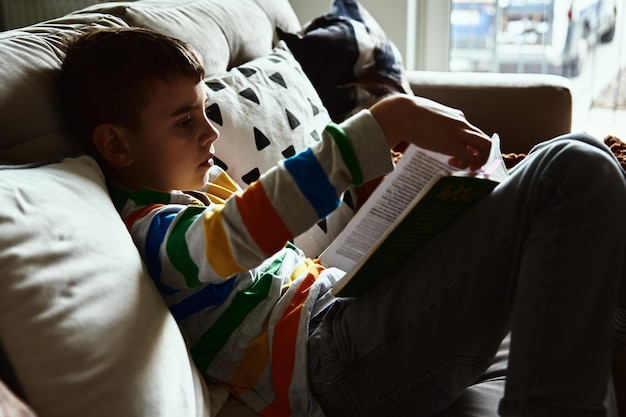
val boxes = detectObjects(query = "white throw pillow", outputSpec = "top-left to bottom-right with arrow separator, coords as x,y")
206,42 -> 358,257
207,42 -> 331,187
0,156 -> 225,417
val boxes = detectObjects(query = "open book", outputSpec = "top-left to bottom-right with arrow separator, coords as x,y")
320,134 -> 509,297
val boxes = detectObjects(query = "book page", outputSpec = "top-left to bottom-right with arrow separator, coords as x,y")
320,145 -> 452,272
320,134 -> 506,274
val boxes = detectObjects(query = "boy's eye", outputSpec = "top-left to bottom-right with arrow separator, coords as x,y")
177,115 -> 194,129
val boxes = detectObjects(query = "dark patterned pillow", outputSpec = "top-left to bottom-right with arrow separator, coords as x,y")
277,0 -> 412,122
204,42 -> 358,257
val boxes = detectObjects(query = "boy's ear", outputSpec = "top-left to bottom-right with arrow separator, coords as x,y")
92,124 -> 133,167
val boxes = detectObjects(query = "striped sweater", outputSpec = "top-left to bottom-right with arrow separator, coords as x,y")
111,110 -> 394,416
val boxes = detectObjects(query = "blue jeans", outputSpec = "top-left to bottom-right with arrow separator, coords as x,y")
308,133 -> 626,417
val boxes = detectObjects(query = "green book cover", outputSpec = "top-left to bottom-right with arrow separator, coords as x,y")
333,173 -> 499,297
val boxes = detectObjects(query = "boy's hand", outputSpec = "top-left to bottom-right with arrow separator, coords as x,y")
369,94 -> 492,171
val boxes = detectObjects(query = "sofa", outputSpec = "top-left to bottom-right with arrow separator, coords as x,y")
0,0 -> 604,416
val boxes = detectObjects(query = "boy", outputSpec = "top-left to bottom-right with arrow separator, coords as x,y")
59,27 -> 626,417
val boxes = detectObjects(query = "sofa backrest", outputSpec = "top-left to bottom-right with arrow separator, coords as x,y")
78,0 -> 301,73
0,0 -> 301,165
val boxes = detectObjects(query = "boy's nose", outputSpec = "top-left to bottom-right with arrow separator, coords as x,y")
201,115 -> 220,145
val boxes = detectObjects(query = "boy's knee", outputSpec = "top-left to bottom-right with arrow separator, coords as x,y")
533,132 -> 618,172
535,132 -> 604,155
556,131 -> 602,147
522,132 -> 626,205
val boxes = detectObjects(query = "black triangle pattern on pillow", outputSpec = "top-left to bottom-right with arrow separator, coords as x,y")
270,72 -> 287,88
242,167 -> 261,185
309,98 -> 320,116
286,109 -> 300,129
239,88 -> 260,104
316,218 -> 328,233
237,67 -> 257,77
342,188 -> 355,211
310,130 -> 321,142
206,81 -> 226,92
213,155 -> 228,171
254,127 -> 271,151
282,145 -> 296,158
205,103 -> 223,126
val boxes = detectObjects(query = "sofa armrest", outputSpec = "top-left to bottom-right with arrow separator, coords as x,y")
407,71 -> 573,154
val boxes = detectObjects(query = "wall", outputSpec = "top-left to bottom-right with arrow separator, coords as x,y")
287,0 -> 450,71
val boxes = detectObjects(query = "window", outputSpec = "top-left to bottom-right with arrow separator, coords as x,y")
449,0 -> 625,139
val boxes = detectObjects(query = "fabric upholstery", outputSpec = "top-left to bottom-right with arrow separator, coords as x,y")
0,13 -> 129,164
79,0 -> 301,75
0,157 -> 224,417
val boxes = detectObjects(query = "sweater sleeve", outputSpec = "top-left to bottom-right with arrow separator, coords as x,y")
125,110 -> 394,289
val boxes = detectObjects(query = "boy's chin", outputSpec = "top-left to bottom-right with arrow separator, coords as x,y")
167,173 -> 209,192
199,168 -> 212,188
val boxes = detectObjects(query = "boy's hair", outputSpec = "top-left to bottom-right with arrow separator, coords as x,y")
58,27 -> 206,154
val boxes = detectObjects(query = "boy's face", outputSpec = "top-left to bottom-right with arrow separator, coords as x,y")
118,75 -> 219,191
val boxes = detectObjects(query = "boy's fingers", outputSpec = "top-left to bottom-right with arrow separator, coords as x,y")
447,145 -> 475,169
462,131 -> 491,164
449,136 -> 491,169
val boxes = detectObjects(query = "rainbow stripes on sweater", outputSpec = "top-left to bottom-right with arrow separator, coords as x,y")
110,110 -> 393,416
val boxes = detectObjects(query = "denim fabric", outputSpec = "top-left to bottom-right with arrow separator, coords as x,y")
308,133 -> 626,417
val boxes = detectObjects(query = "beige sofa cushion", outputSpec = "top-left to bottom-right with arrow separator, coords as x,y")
79,0 -> 302,76
0,156 -> 226,417
0,13 -> 129,164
